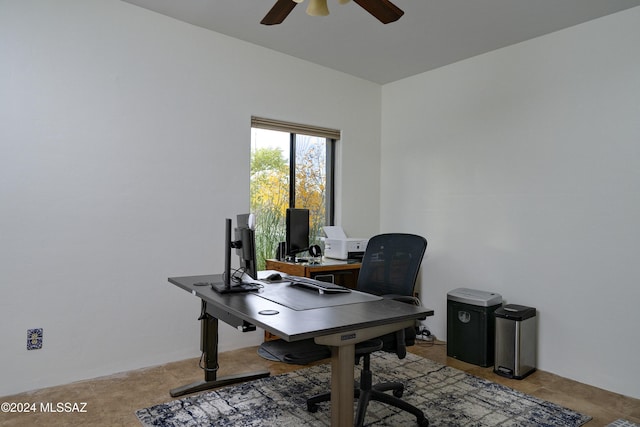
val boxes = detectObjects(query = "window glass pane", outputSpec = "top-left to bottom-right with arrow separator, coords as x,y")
251,128 -> 290,268
294,134 -> 327,246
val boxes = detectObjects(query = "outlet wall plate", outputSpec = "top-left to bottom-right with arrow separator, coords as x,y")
27,328 -> 43,350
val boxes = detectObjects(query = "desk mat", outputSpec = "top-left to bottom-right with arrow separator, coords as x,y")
254,283 -> 381,311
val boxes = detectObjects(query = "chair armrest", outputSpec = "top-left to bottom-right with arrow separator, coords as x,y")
380,295 -> 417,359
395,328 -> 407,359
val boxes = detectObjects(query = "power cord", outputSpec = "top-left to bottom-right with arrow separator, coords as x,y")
416,325 -> 433,341
197,304 -> 220,373
230,267 -> 247,283
415,325 -> 445,346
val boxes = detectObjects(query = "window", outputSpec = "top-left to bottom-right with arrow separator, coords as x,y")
250,117 -> 339,269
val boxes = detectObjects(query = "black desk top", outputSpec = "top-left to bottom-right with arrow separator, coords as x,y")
169,274 -> 434,342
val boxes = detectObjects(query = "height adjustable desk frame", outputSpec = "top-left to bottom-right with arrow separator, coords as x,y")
169,274 -> 433,427
168,299 -> 270,397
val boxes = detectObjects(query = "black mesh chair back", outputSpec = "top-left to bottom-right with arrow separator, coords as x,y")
357,233 -> 427,297
306,233 -> 430,427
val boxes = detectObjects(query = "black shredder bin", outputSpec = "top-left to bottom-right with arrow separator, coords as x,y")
447,288 -> 502,367
494,304 -> 537,379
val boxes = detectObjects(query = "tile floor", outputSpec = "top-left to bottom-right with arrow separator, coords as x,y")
1,340 -> 638,426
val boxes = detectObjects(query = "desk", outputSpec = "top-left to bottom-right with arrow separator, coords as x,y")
169,274 -> 433,427
265,258 -> 361,288
264,258 -> 362,341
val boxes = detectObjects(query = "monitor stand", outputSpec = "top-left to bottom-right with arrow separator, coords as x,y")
210,280 -> 261,294
169,300 -> 269,397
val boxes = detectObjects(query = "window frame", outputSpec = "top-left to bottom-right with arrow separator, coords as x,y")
252,116 -> 338,227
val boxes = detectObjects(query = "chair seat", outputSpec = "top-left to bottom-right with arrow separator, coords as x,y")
355,339 -> 384,356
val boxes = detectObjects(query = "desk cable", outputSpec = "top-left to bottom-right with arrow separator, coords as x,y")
197,304 -> 220,374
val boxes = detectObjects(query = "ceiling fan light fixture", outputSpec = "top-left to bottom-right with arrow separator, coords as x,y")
307,0 -> 330,16
260,0 -> 403,25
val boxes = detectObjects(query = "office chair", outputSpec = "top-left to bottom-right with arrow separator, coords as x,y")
306,233 -> 429,427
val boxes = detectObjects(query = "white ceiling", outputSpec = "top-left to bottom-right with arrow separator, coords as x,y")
121,0 -> 640,84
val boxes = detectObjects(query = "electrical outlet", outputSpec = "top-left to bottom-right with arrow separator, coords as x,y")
27,328 -> 43,350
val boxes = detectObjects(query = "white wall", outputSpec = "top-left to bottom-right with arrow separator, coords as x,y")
381,7 -> 640,399
0,0 -> 381,396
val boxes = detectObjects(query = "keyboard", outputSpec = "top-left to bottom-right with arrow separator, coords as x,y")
287,275 -> 351,294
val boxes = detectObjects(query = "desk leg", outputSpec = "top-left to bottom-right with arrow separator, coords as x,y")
170,301 -> 270,397
330,343 -> 355,427
315,320 -> 416,426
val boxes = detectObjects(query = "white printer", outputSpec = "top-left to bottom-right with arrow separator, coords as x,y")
322,226 -> 369,260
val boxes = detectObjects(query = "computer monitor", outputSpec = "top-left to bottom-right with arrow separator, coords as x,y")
211,214 -> 260,294
235,213 -> 257,281
286,208 -> 310,260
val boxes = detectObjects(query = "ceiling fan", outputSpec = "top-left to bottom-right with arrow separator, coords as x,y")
261,0 -> 404,25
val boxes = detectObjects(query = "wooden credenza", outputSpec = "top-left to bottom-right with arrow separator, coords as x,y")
264,258 -> 361,288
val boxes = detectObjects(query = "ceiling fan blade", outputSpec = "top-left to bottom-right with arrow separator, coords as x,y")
261,0 -> 298,25
352,0 -> 404,24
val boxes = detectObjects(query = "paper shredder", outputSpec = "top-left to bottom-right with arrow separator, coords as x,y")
494,304 -> 537,379
447,288 -> 502,367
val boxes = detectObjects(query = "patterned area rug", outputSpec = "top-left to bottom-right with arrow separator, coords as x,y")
608,421 -> 640,427
136,352 -> 591,426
